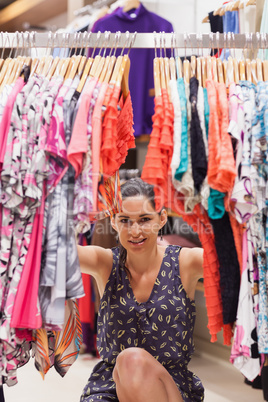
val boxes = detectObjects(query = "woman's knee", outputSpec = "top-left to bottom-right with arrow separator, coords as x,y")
113,347 -> 161,385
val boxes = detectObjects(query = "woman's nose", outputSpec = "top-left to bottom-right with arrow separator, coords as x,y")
129,221 -> 141,236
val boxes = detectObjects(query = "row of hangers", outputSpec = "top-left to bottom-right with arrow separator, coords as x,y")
153,32 -> 268,97
0,31 -> 136,99
202,0 -> 256,23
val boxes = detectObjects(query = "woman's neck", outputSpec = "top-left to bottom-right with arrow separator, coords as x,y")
125,244 -> 165,276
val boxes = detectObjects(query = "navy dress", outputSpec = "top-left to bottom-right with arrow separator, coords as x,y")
81,245 -> 204,401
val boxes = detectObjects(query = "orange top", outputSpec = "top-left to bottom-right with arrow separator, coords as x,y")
101,85 -> 135,177
206,80 -> 237,194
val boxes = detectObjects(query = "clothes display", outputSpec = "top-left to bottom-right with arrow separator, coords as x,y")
0,43 -> 135,387
141,48 -> 268,387
0,28 -> 267,400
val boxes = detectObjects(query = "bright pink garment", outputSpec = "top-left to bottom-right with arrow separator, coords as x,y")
68,78 -> 97,178
92,82 -> 108,212
0,77 -> 25,165
10,187 -> 45,329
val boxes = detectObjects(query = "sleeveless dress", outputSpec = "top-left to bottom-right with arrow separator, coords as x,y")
80,245 -> 204,402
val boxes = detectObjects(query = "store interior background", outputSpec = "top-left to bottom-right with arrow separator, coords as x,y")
0,0 -> 264,401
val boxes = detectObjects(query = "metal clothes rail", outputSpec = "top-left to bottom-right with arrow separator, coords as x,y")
0,31 -> 267,50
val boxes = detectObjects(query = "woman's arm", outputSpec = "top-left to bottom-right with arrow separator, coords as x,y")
77,245 -> 113,279
179,247 -> 204,300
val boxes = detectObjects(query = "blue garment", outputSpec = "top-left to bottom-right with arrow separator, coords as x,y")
204,86 -> 225,220
220,10 -> 239,60
208,188 -> 225,220
251,81 -> 268,165
175,77 -> 188,181
203,88 -> 209,139
81,246 -> 204,402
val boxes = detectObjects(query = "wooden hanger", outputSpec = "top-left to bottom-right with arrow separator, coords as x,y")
202,15 -> 209,23
263,60 -> 268,81
76,56 -> 93,92
46,56 -> 60,81
0,58 -> 16,91
211,56 -> 218,82
0,57 -> 12,87
190,55 -> 196,78
176,57 -> 183,79
153,57 -> 161,97
246,58 -> 252,82
169,56 -> 177,81
201,57 -> 207,86
122,0 -> 140,12
164,56 -> 171,98
233,58 -> 239,83
159,55 -> 167,90
116,54 -> 131,100
256,58 -> 263,81
227,57 -> 234,85
206,56 -> 212,81
217,58 -> 224,83
183,59 -> 190,84
196,56 -> 202,86
251,59 -> 258,84
239,59 -> 246,80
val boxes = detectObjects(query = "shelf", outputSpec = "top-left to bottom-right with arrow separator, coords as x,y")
0,0 -> 67,31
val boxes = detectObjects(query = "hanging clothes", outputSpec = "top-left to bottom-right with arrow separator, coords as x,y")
90,3 -> 174,137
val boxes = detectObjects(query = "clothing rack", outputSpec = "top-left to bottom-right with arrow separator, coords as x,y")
0,31 -> 267,50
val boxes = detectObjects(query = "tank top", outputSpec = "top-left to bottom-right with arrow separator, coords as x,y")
81,245 -> 204,402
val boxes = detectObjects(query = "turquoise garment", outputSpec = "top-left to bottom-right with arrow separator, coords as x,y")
203,88 -> 209,139
205,86 -> 225,219
175,77 -> 188,181
208,188 -> 225,219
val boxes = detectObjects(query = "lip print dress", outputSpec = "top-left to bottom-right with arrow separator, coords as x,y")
80,245 -> 204,402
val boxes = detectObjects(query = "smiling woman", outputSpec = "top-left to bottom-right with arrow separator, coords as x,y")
77,177 -> 204,402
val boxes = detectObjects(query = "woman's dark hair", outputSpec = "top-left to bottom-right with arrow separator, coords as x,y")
118,178 -> 156,278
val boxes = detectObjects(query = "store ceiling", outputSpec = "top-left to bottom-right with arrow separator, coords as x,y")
0,0 -> 16,10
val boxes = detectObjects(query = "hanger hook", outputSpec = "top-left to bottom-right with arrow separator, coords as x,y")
111,31 -> 120,57
216,32 -> 220,56
153,31 -> 157,58
184,32 -> 187,60
162,31 -> 166,58
126,31 -> 136,57
120,31 -> 130,56
102,31 -> 110,57
84,31 -> 91,56
209,32 -> 214,56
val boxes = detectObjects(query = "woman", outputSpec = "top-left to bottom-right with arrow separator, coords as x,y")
78,178 -> 204,402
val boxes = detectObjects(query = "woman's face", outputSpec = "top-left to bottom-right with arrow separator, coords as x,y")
112,195 -> 167,253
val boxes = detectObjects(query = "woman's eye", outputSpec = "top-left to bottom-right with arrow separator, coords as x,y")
120,219 -> 129,224
140,217 -> 150,223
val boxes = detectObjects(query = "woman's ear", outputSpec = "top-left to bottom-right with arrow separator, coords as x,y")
160,208 -> 168,228
110,216 -> 118,232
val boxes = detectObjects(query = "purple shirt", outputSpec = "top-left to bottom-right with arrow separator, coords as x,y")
91,4 -> 173,136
